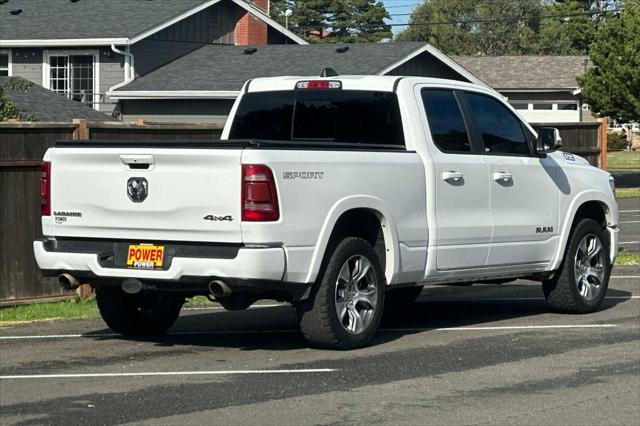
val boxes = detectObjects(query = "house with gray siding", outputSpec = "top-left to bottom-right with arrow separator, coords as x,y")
109,42 -> 489,124
451,55 -> 594,124
1,0 -> 591,126
0,0 -> 304,117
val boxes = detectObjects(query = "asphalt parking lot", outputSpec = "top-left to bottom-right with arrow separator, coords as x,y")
1,264 -> 639,425
618,197 -> 640,252
1,199 -> 639,426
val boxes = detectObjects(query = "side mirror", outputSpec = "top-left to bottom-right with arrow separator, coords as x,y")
536,127 -> 562,153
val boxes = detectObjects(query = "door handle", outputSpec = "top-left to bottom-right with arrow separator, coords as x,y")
493,171 -> 513,182
442,171 -> 463,181
120,155 -> 154,170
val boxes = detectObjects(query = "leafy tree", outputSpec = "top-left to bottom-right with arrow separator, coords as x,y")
578,3 -> 640,123
395,0 -> 543,55
536,0 -> 624,54
395,0 -> 624,55
0,78 -> 33,121
271,0 -> 392,43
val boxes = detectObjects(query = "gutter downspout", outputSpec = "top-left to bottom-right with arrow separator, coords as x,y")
108,44 -> 135,94
107,44 -> 135,118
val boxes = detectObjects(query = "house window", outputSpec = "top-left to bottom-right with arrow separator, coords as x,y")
44,50 -> 98,109
557,102 -> 578,110
509,102 -> 529,110
0,50 -> 11,76
533,103 -> 553,110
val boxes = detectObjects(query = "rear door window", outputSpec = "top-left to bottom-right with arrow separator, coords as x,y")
465,92 -> 531,155
229,90 -> 405,147
421,89 -> 472,153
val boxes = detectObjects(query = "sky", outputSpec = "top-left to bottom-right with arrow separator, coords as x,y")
382,0 -> 422,34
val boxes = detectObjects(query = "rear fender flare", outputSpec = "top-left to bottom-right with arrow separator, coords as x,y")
304,196 -> 400,285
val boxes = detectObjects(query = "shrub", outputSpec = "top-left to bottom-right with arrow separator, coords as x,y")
0,78 -> 34,121
607,132 -> 629,151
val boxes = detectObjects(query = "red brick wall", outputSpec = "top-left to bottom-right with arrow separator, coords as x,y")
251,0 -> 269,13
235,0 -> 269,45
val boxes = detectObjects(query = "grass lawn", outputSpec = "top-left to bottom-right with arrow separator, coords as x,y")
185,295 -> 211,307
0,294 -> 213,325
616,187 -> 640,199
608,151 -> 640,171
0,297 -> 98,324
617,251 -> 640,266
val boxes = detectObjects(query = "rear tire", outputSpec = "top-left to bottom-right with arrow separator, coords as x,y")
385,286 -> 423,307
96,287 -> 184,336
296,237 -> 385,350
543,218 -> 610,313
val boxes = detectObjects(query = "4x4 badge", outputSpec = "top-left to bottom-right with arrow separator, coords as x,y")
127,177 -> 148,203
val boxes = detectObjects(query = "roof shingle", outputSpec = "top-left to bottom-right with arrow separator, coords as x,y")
115,42 -> 428,92
0,0 -> 208,40
451,55 -> 589,90
1,77 -> 116,122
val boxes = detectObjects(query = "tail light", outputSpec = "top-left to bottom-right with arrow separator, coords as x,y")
40,161 -> 51,216
242,164 -> 279,221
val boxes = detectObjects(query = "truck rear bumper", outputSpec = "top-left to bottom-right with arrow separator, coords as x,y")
33,240 -> 285,282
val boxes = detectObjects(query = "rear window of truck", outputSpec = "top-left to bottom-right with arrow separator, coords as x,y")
229,90 -> 405,147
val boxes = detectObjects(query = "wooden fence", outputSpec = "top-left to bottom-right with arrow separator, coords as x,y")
0,120 -> 222,305
531,121 -> 605,167
0,119 -> 603,305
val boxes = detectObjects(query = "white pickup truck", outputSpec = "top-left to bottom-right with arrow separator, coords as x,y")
34,75 -> 619,349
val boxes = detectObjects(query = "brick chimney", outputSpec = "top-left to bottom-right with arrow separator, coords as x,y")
235,0 -> 269,45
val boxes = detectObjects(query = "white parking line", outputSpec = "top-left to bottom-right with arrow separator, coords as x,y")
184,303 -> 285,312
0,368 -> 336,380
389,324 -> 618,332
610,275 -> 640,279
0,323 -> 621,341
0,333 -> 113,340
619,210 -> 640,213
620,221 -> 640,224
619,241 -> 640,245
425,296 -> 639,302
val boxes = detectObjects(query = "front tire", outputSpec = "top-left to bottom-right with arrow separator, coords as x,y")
543,218 -> 610,313
96,287 -> 184,336
296,237 -> 385,349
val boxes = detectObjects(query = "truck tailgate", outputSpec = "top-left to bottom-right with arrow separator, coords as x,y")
47,146 -> 242,243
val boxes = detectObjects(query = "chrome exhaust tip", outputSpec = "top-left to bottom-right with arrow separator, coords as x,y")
122,278 -> 144,294
57,273 -> 80,290
208,280 -> 232,299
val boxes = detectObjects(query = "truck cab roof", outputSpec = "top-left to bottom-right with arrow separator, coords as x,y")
247,75 -> 495,95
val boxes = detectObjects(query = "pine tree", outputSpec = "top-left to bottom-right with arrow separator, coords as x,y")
271,0 -> 392,43
578,3 -> 640,123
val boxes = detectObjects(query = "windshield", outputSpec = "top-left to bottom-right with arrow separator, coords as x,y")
229,90 -> 405,146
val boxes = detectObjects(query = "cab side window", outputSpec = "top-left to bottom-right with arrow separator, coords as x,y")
421,89 -> 472,153
466,93 -> 531,155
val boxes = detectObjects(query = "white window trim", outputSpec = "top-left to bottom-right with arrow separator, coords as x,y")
0,49 -> 12,76
509,100 -> 580,121
42,49 -> 100,110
